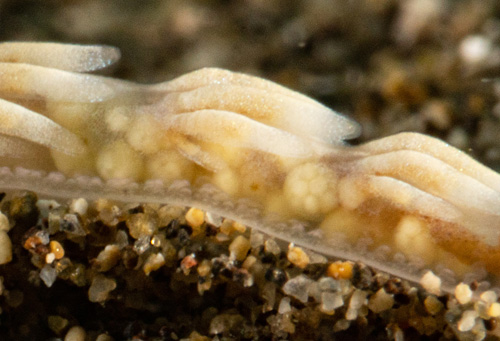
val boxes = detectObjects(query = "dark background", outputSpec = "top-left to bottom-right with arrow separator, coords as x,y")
0,0 -> 499,168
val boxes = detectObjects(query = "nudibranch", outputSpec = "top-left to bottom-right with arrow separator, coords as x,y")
0,41 -> 499,289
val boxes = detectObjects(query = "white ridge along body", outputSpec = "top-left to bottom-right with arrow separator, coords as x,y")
0,41 -> 499,287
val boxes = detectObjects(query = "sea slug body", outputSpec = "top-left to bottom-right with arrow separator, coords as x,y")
0,41 -> 499,289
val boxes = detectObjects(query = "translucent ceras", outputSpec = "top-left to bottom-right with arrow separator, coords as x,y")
0,41 -> 499,284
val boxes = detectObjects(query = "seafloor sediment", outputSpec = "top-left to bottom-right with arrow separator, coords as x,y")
0,191 -> 498,340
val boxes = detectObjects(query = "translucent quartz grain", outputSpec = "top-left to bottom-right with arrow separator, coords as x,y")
209,314 -> 245,335
88,275 -> 116,303
419,271 -> 441,296
114,230 -> 129,249
95,334 -> 114,341
368,288 -> 394,313
157,205 -> 184,227
457,310 -> 479,332
38,200 -> 61,219
0,231 -> 12,264
307,281 -> 322,302
215,232 -> 230,242
480,290 -> 497,304
134,235 -> 151,254
282,275 -> 313,303
393,327 -> 405,341
249,230 -> 265,248
45,253 -> 56,264
273,313 -> 296,334
488,302 -> 500,317
197,259 -> 212,277
205,211 -> 223,226
219,220 -> 235,236
94,245 -> 121,272
318,277 -> 341,292
455,283 -> 472,305
48,315 -> 69,335
185,207 -> 205,228
264,239 -> 281,256
424,295 -> 444,315
241,255 -> 257,269
278,297 -> 292,314
320,292 -> 344,314
64,325 -> 86,341
287,245 -> 310,269
97,206 -> 120,227
232,222 -> 246,233
40,264 -> 57,287
69,198 -> 88,216
228,235 -> 251,261
262,282 -> 276,312
219,219 -> 247,236
143,253 -> 165,275
0,212 -> 9,231
346,289 -> 367,320
333,319 -> 350,332
126,213 -> 157,239
474,300 -> 489,320
307,250 -> 327,265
